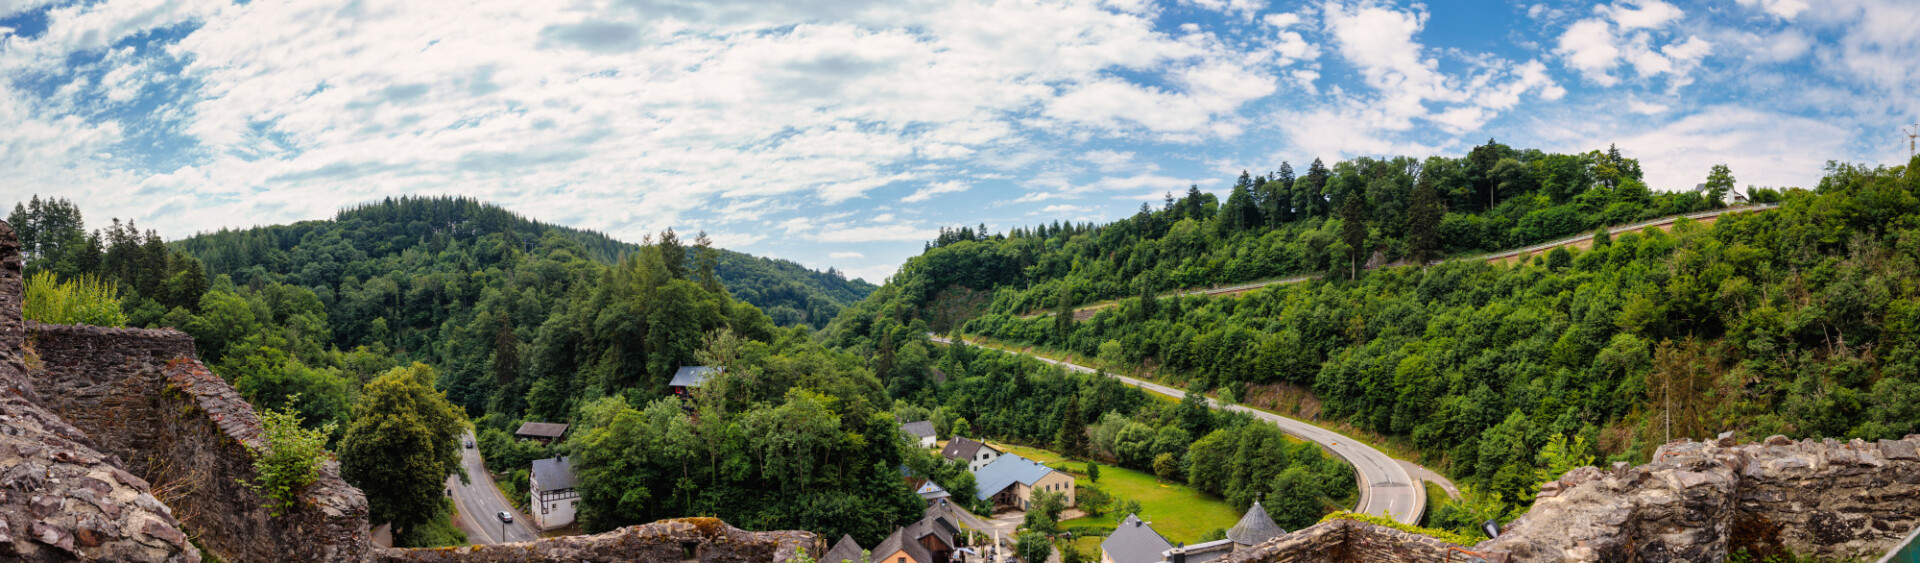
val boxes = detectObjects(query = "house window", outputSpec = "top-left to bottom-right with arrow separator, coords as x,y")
899,557 -> 906,563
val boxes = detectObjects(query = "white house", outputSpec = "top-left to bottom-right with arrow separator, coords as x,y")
940,437 -> 1001,473
900,420 -> 937,448
531,456 -> 578,529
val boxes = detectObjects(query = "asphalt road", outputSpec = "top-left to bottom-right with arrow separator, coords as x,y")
447,430 -> 541,544
931,336 -> 1424,525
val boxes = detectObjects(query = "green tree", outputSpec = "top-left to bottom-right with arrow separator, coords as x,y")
1152,453 -> 1179,481
1053,286 -> 1074,346
1406,174 -> 1443,266
1015,531 -> 1050,563
1704,164 -> 1735,207
1054,394 -> 1088,457
1268,467 -> 1322,530
1022,490 -> 1066,533
339,363 -> 467,533
1339,193 -> 1368,280
1532,433 -> 1594,486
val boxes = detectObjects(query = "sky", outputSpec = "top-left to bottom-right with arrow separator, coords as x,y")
2,0 -> 1917,283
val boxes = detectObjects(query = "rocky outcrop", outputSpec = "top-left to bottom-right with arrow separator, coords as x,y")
1483,434 -> 1920,561
369,518 -> 823,563
0,222 -> 200,562
1221,434 -> 1920,563
25,322 -> 374,563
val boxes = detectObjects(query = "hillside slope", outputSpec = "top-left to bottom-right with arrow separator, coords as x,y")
173,196 -> 874,328
830,151 -> 1920,536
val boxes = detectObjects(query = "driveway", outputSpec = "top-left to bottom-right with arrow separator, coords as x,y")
446,430 -> 541,544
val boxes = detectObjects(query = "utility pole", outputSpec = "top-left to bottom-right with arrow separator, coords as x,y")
1906,123 -> 1918,160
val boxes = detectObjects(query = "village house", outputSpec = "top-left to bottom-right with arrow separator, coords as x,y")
900,420 -> 937,448
915,481 -> 952,506
514,421 -> 568,445
1102,514 -> 1171,563
823,534 -> 865,563
972,454 -> 1074,511
530,456 -> 579,529
939,437 -> 1001,473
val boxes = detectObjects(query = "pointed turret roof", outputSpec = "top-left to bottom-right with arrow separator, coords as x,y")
1226,500 -> 1284,546
824,534 -> 864,563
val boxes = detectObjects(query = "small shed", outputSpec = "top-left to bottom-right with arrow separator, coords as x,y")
514,422 -> 569,444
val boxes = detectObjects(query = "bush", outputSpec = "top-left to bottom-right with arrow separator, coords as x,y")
1152,453 -> 1179,481
397,499 -> 470,547
246,403 -> 336,517
23,271 -> 126,327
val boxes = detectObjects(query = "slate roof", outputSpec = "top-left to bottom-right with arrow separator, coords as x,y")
1226,500 -> 1284,545
1102,514 -> 1173,563
824,535 -> 864,563
915,481 -> 951,501
531,456 -> 576,491
873,525 -> 933,563
915,502 -> 959,549
900,420 -> 937,439
670,366 -> 722,388
514,422 -> 569,439
940,437 -> 996,462
1159,539 -> 1234,563
972,454 -> 1056,501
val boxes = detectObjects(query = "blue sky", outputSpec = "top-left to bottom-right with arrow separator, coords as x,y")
1,0 -> 1915,282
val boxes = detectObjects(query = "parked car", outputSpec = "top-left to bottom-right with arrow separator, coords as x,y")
497,511 -> 513,524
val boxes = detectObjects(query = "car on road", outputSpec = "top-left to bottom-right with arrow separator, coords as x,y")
497,511 -> 513,524
465,440 -> 474,448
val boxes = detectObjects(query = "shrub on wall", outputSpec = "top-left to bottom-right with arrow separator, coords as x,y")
22,271 -> 126,327
246,402 -> 336,517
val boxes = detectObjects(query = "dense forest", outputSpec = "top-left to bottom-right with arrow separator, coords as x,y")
833,148 -> 1920,536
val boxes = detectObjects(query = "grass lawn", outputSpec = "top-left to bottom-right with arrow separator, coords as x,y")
989,442 -> 1241,545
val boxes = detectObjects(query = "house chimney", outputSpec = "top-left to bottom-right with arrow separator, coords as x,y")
1170,547 -> 1186,563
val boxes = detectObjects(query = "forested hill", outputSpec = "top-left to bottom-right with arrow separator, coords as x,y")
830,148 -> 1920,534
172,196 -> 875,328
831,141 -> 1776,328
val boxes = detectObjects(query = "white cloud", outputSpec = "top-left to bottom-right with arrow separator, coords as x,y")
1735,0 -> 1810,20
1037,204 -> 1089,215
901,180 -> 969,203
1607,106 -> 1852,191
829,251 -> 865,259
1552,0 -> 1710,89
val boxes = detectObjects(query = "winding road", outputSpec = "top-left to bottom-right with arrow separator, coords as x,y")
446,430 -> 541,544
1038,203 -> 1781,321
929,336 -> 1426,526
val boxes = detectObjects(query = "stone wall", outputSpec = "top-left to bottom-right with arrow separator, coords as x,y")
371,518 -> 822,563
1215,519 -> 1474,563
0,222 -> 200,562
24,322 -> 373,563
